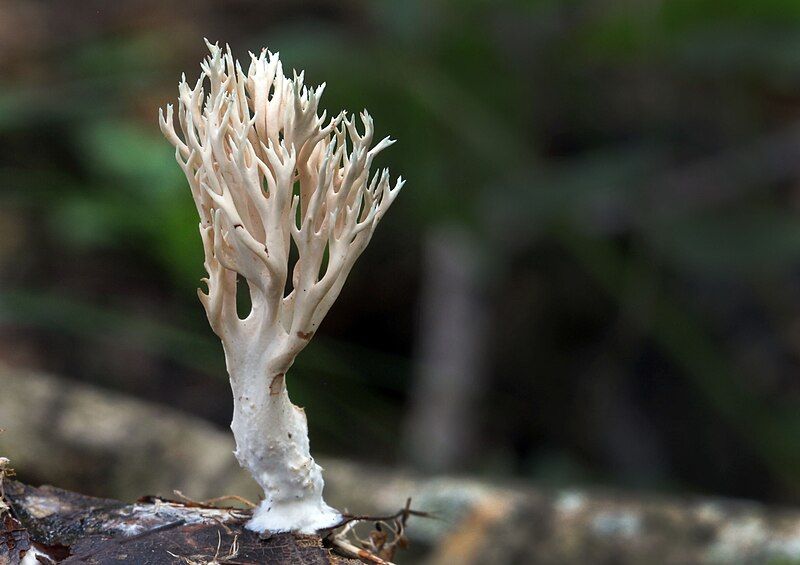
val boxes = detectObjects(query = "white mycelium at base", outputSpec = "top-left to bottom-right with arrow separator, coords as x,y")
230,358 -> 341,533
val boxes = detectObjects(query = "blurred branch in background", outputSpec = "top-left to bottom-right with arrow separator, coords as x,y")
404,226 -> 489,473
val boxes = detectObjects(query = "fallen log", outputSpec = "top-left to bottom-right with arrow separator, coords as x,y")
1,480 -> 360,564
7,366 -> 800,563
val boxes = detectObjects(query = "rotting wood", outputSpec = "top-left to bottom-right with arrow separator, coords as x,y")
1,481 -> 360,564
1,511 -> 32,564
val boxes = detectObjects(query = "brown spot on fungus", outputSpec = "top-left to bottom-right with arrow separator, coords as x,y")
296,330 -> 314,340
269,374 -> 285,396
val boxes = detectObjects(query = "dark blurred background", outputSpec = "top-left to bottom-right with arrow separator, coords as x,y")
3,0 -> 800,507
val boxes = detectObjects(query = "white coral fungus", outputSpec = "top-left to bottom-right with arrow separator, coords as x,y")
160,40 -> 403,533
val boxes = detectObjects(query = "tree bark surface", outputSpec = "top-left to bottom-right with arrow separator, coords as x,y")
0,480 -> 357,564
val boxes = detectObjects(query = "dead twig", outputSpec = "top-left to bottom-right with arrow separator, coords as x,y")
328,498 -> 429,564
173,490 -> 257,510
330,498 -> 436,530
330,534 -> 395,565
